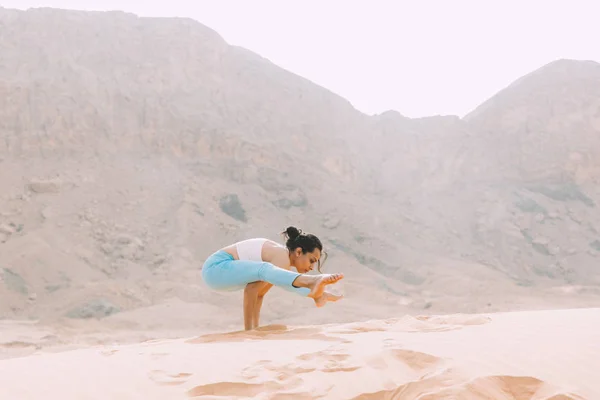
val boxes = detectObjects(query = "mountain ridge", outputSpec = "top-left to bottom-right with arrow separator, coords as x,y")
1,7 -> 600,329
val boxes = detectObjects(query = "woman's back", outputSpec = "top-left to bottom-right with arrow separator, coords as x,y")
223,238 -> 287,263
235,238 -> 268,261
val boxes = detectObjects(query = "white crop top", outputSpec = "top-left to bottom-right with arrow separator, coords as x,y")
235,238 -> 268,262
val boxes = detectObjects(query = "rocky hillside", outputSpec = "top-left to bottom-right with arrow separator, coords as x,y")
1,7 -> 600,329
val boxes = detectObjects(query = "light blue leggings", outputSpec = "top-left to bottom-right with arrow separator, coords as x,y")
201,250 -> 310,296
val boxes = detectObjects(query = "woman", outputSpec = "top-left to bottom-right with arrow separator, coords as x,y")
202,226 -> 344,330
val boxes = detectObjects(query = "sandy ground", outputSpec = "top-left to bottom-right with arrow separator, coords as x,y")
0,308 -> 598,399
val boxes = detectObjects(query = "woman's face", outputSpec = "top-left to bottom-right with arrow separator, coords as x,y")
291,247 -> 322,274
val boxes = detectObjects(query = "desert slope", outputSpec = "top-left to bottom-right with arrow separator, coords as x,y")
0,308 -> 598,399
1,6 -> 600,329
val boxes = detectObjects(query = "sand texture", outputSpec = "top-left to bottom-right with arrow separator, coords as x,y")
0,308 -> 597,399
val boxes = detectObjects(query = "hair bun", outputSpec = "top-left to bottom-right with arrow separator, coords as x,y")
285,226 -> 302,241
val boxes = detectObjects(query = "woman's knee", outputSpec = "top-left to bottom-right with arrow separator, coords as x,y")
256,261 -> 277,280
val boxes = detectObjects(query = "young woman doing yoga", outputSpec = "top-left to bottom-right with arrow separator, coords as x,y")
201,226 -> 344,330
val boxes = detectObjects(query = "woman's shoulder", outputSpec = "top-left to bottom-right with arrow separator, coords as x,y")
262,239 -> 290,266
262,238 -> 287,254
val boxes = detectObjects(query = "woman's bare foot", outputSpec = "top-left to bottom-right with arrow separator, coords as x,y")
314,292 -> 344,308
307,273 -> 344,299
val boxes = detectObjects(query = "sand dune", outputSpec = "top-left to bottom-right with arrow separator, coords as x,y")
0,308 -> 598,399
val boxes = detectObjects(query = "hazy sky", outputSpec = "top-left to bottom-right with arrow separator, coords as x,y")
2,0 -> 599,118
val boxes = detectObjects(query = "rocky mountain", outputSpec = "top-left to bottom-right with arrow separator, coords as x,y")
1,7 -> 599,331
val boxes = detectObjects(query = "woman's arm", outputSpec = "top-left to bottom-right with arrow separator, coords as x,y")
243,247 -> 303,330
253,294 -> 264,328
244,281 -> 273,330
243,283 -> 260,330
253,282 -> 273,327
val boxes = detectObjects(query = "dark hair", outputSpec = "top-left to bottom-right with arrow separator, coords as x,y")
281,226 -> 328,272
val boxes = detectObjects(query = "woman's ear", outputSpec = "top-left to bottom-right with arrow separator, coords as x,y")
295,247 -> 303,257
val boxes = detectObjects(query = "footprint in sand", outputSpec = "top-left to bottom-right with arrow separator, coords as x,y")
326,320 -> 391,335
242,358 -> 313,387
240,348 -> 358,393
431,375 -> 586,400
350,367 -> 457,400
378,314 -> 492,334
366,348 -> 443,373
389,349 -> 443,371
415,314 -> 492,326
233,360 -> 333,399
382,337 -> 402,347
268,393 -> 316,400
296,349 -> 360,373
240,360 -> 273,379
297,352 -> 350,362
150,352 -> 169,360
326,316 -> 488,336
148,370 -> 193,386
352,371 -> 585,400
100,349 -> 118,357
187,381 -> 283,398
